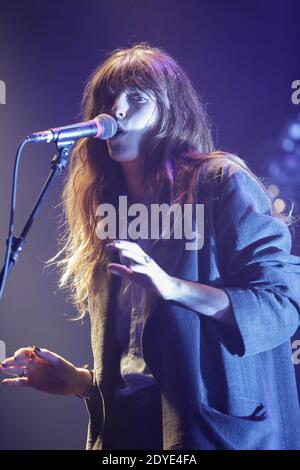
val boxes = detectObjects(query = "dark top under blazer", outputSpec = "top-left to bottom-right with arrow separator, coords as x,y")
85,161 -> 300,450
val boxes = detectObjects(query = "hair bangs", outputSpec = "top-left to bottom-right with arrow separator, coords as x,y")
100,53 -> 162,101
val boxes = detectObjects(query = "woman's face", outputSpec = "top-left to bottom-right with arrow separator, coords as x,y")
106,88 -> 158,162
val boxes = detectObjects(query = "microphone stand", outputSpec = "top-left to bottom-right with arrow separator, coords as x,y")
0,140 -> 75,298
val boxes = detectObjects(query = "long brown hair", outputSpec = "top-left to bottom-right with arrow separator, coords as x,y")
48,43 -> 291,319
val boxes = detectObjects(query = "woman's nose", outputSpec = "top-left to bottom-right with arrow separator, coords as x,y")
112,93 -> 128,120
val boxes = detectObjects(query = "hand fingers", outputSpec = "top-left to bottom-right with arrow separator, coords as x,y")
33,348 -> 61,365
1,378 -> 29,387
2,347 -> 61,368
119,249 -> 145,266
0,366 -> 27,376
108,263 -> 133,280
1,347 -> 35,367
13,347 -> 35,362
1,358 -> 29,367
107,240 -> 146,256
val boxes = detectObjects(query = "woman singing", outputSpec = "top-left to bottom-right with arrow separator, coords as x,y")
1,44 -> 300,450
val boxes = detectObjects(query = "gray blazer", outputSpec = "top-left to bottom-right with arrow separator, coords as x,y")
85,162 -> 300,450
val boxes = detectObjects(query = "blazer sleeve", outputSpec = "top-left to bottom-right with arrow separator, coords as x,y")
214,167 -> 300,357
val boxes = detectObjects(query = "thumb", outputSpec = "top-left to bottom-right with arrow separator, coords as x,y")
33,347 -> 60,365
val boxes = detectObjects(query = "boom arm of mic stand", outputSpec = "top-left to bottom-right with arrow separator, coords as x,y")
0,142 -> 75,299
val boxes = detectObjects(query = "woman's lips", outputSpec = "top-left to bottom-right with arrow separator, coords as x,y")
109,129 -> 127,142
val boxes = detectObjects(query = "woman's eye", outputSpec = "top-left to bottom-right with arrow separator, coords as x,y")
129,94 -> 147,103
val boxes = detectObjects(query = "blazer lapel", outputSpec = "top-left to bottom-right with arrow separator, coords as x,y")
88,249 -> 121,387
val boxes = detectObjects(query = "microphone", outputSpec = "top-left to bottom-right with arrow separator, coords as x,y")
26,114 -> 117,144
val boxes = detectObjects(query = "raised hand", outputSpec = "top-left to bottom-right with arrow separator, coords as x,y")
107,240 -> 175,300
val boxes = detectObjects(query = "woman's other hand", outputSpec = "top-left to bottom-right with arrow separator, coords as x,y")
0,346 -> 92,396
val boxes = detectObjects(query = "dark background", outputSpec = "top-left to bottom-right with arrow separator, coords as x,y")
0,0 -> 299,449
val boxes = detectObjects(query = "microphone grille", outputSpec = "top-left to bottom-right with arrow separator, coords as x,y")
96,114 -> 117,139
